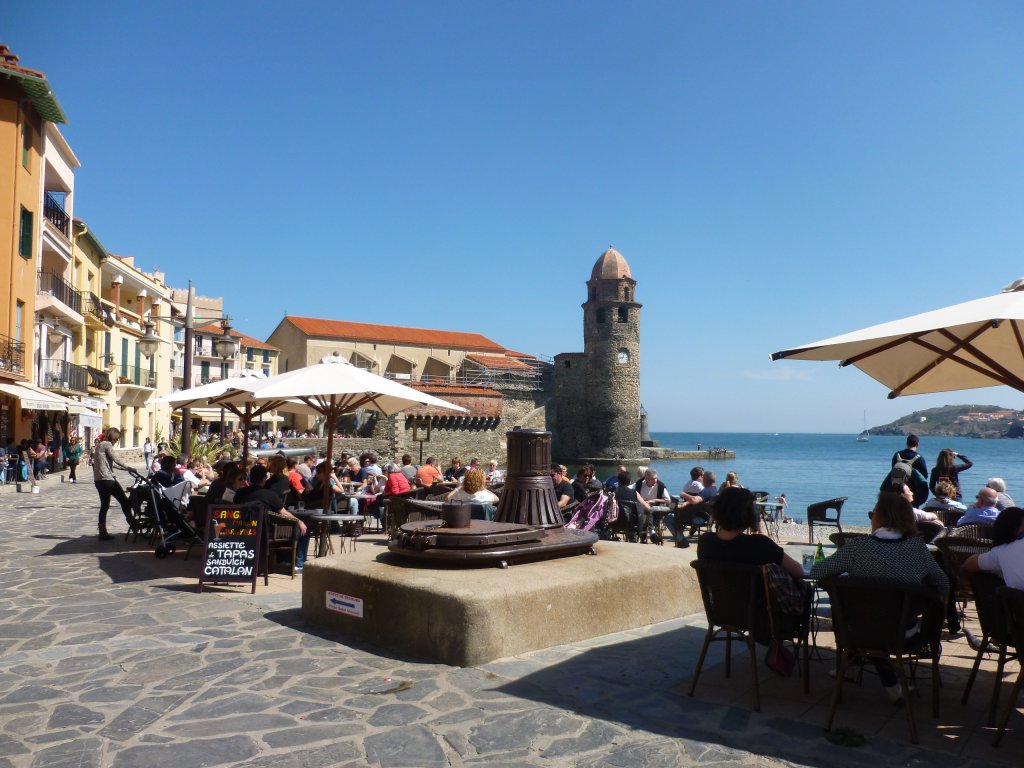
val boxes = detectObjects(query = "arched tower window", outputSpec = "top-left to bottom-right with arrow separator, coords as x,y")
617,348 -> 630,364
617,307 -> 628,323
624,286 -> 632,301
596,308 -> 606,323
588,287 -> 596,301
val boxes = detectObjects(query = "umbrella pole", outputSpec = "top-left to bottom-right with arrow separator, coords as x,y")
240,403 -> 252,466
322,397 -> 336,513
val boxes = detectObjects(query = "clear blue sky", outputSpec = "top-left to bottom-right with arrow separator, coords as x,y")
7,2 -> 1024,432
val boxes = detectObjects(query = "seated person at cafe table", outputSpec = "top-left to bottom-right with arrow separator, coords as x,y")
963,506 -> 1024,589
305,462 -> 359,515
416,456 -> 444,487
810,491 -> 949,702
696,487 -> 806,643
635,468 -> 671,544
447,468 -> 499,505
678,469 -> 718,534
956,486 -> 1000,527
152,456 -> 184,488
987,477 -> 1016,511
921,479 -> 967,516
383,463 -> 412,495
234,463 -> 311,573
550,464 -> 574,510
614,469 -> 652,542
444,456 -> 467,482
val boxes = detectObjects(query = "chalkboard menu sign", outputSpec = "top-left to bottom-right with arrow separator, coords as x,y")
198,503 -> 265,594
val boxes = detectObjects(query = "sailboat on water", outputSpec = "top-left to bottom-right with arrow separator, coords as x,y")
856,411 -> 870,442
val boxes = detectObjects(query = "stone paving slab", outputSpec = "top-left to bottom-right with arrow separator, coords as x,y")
0,474 -> 1019,766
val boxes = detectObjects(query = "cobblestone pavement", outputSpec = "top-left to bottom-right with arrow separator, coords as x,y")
0,476 -> 1014,767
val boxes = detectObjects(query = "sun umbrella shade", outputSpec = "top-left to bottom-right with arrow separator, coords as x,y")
771,282 -> 1024,398
245,355 -> 469,416
232,354 -> 467,511
156,370 -> 270,409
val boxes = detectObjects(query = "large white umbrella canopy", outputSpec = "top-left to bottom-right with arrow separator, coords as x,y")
157,369 -> 269,409
158,370 -> 309,462
220,354 -> 467,509
771,279 -> 1024,398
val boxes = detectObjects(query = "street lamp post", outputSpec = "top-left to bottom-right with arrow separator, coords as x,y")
138,283 -> 239,460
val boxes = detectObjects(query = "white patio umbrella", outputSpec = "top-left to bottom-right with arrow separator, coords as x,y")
214,353 -> 467,510
771,279 -> 1024,398
157,370 -> 308,463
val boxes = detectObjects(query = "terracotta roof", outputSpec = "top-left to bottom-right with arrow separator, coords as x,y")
464,354 -> 533,371
285,316 -> 505,353
503,349 -> 539,360
0,45 -> 66,123
408,384 -> 502,397
591,246 -> 632,281
194,323 -> 278,351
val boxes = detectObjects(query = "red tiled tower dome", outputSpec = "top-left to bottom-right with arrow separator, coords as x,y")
590,247 -> 632,281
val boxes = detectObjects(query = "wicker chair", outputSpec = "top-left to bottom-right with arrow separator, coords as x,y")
934,536 -> 993,627
820,576 -> 945,745
963,571 -> 1016,727
993,587 -> 1024,747
263,512 -> 299,580
932,507 -> 965,528
689,560 -> 811,711
953,523 -> 995,542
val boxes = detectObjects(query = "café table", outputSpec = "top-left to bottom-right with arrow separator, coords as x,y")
293,511 -> 364,557
647,499 -> 674,544
755,501 -> 782,539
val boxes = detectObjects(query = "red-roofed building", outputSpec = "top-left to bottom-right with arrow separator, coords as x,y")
266,315 -> 549,432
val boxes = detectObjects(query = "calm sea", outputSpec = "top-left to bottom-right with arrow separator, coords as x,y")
646,432 -> 1024,527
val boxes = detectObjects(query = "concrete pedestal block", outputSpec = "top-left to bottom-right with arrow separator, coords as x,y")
301,541 -> 700,667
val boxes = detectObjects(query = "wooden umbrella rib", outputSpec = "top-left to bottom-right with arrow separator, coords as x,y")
888,324 -> 990,397
908,336 -> 1024,391
941,329 -> 1024,392
840,332 -> 928,367
1011,320 -> 1024,361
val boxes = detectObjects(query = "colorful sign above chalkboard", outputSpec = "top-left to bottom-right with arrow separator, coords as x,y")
198,503 -> 265,594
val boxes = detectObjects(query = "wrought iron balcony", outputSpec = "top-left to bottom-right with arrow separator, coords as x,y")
115,364 -> 156,388
0,333 -> 25,375
41,358 -> 89,393
44,192 -> 70,238
37,270 -> 82,314
86,366 -> 112,392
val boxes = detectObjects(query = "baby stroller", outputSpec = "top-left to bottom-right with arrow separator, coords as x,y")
125,468 -> 201,558
565,490 -> 620,539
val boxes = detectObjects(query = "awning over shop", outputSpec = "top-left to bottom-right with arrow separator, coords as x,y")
0,381 -> 75,411
77,411 -> 104,430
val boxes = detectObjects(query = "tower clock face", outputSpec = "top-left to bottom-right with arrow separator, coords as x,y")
617,349 -> 630,364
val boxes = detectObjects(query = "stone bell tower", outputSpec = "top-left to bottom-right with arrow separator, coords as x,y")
552,247 -> 643,460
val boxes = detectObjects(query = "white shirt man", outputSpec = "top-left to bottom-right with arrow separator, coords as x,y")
636,470 -> 671,504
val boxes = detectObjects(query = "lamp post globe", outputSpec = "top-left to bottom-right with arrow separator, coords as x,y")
138,322 -> 161,359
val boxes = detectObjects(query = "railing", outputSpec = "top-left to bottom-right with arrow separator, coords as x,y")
0,333 -> 25,375
116,365 -> 157,388
37,270 -> 82,314
382,369 -> 544,391
41,358 -> 89,393
199,374 -> 223,385
44,192 -> 70,238
87,366 -> 112,392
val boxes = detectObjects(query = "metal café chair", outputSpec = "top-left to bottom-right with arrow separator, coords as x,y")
806,497 -> 847,544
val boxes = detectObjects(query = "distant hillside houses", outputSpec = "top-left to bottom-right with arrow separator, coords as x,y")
956,410 -> 1021,423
